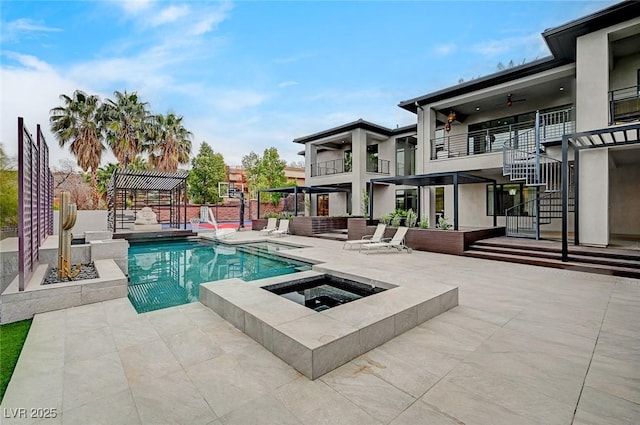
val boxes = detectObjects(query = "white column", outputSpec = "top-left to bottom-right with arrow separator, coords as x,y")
579,149 -> 609,247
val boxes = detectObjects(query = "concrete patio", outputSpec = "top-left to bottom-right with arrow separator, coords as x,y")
1,232 -> 638,424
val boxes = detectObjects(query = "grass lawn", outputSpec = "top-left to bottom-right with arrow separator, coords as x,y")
0,319 -> 32,403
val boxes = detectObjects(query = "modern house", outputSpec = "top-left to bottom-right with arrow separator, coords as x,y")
294,0 -> 640,249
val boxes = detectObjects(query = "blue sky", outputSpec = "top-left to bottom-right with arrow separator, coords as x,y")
1,0 -> 617,168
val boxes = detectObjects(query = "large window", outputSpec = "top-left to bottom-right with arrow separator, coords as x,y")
487,184 -> 536,216
395,189 -> 417,212
396,136 -> 417,176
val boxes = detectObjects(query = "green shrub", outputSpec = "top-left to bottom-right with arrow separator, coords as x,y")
405,209 -> 417,228
437,216 -> 452,230
263,211 -> 279,219
419,216 -> 430,229
391,214 -> 402,227
380,213 -> 393,225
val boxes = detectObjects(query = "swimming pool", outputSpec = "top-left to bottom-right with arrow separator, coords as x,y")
127,239 -> 311,313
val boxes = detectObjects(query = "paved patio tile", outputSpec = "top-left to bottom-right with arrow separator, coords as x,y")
62,351 -> 128,411
118,338 -> 182,386
573,386 -> 640,425
219,393 -> 303,425
320,361 -> 417,424
164,328 -> 224,368
62,389 -> 140,425
185,354 -> 271,418
389,400 -> 462,425
273,376 -> 382,425
2,234 -> 639,425
130,370 -> 217,425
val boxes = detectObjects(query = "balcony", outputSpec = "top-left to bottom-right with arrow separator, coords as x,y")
610,85 -> 640,125
366,158 -> 390,174
430,108 -> 574,160
311,158 -> 351,177
310,158 -> 391,177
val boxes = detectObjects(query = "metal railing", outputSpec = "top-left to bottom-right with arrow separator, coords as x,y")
431,107 -> 574,160
502,109 -> 575,238
310,158 -> 351,177
310,158 -> 390,176
366,158 -> 390,174
609,85 -> 640,124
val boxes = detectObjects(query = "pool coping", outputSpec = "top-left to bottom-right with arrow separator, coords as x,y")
200,269 -> 458,379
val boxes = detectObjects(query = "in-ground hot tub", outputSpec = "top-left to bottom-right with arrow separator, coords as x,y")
200,270 -> 458,379
263,275 -> 387,312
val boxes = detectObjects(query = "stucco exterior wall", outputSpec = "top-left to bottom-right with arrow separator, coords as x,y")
609,161 -> 640,237
579,149 -> 609,246
610,53 -> 640,91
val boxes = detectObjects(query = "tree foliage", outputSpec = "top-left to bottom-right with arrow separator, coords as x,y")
101,90 -> 151,166
242,147 -> 286,204
147,112 -> 192,172
188,142 -> 227,205
0,145 -> 18,227
49,90 -> 105,208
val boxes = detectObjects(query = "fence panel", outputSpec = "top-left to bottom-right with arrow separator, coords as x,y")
16,118 -> 52,292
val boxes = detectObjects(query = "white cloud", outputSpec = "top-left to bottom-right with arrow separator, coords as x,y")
188,2 -> 234,36
278,81 -> 299,88
434,43 -> 456,56
1,18 -> 61,43
118,0 -> 154,15
151,5 -> 191,26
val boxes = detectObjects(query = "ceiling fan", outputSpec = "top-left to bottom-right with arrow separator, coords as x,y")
506,93 -> 526,107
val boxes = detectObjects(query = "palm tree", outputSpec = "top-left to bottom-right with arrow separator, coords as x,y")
50,90 -> 105,209
147,112 -> 192,172
101,90 -> 150,166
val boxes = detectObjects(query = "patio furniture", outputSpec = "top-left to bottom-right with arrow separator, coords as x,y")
271,219 -> 290,237
343,223 -> 386,250
260,218 -> 278,235
361,226 -> 412,253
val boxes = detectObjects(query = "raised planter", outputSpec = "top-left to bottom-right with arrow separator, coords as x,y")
348,218 -> 505,255
291,216 -> 349,236
252,219 -> 268,231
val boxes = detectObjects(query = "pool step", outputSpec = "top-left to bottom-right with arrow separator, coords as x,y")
313,229 -> 348,242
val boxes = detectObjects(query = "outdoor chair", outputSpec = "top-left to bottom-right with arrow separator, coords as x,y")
343,223 -> 386,250
361,226 -> 412,253
271,219 -> 290,237
260,218 -> 278,235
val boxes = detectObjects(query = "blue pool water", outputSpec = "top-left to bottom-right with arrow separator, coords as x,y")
127,240 -> 311,313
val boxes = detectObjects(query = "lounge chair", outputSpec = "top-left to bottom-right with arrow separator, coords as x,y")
361,226 -> 412,253
343,223 -> 386,250
271,219 -> 290,237
260,218 -> 278,235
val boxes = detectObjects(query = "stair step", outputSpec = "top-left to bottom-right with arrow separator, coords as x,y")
471,240 -> 640,261
470,244 -> 640,269
465,250 -> 640,279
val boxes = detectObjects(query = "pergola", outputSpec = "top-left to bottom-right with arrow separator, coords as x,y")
257,186 -> 351,217
107,169 -> 189,232
369,171 -> 498,230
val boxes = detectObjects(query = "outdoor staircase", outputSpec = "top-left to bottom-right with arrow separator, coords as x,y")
501,110 -> 575,238
466,237 -> 640,279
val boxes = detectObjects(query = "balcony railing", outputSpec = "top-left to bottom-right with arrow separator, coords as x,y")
610,85 -> 640,125
310,158 -> 391,177
310,158 -> 351,177
366,158 -> 390,174
430,107 -> 574,160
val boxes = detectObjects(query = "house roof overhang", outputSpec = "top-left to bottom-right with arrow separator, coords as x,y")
371,172 -> 496,187
542,0 -> 640,61
293,119 -> 417,144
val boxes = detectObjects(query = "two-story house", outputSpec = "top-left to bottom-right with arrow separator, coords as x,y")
294,0 -> 640,249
